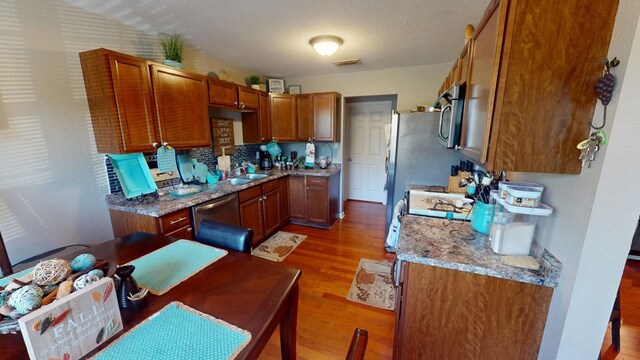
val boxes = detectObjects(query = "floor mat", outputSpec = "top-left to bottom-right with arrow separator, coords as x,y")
346,258 -> 396,311
252,232 -> 306,262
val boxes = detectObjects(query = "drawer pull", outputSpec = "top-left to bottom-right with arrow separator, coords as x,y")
169,217 -> 187,225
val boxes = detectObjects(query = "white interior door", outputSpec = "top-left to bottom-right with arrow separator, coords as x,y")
347,101 -> 391,202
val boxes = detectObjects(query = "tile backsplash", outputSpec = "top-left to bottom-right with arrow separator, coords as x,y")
106,144 -> 263,194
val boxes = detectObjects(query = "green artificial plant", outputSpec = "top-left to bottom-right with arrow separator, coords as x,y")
158,32 -> 185,63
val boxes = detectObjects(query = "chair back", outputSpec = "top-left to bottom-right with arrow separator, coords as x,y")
195,220 -> 253,253
0,231 -> 13,276
345,328 -> 368,360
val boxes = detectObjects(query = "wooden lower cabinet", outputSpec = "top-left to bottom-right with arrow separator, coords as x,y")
280,176 -> 290,222
393,261 -> 553,359
289,172 -> 340,228
239,179 -> 282,246
109,208 -> 193,239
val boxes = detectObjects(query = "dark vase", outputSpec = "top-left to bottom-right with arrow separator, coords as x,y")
115,265 -> 146,310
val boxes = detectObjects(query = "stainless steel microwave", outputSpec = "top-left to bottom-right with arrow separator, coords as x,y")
437,83 -> 465,148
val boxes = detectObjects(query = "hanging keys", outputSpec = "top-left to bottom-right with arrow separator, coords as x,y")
577,131 -> 604,168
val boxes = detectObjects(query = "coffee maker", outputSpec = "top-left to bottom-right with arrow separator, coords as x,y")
259,150 -> 273,170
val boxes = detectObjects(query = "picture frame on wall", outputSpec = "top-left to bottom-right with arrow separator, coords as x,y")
268,79 -> 285,94
288,85 -> 301,94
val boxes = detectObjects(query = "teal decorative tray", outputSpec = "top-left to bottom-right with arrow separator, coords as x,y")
109,153 -> 157,199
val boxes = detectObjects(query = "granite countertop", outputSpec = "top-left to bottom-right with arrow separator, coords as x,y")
106,165 -> 341,217
397,214 -> 562,288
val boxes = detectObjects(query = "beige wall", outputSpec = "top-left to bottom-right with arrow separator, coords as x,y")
0,0 -> 257,265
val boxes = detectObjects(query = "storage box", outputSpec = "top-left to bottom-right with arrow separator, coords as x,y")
498,181 -> 543,200
489,192 -> 553,255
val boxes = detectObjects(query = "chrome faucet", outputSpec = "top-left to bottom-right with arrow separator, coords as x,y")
230,163 -> 247,177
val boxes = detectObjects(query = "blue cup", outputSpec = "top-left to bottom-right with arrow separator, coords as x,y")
471,201 -> 495,235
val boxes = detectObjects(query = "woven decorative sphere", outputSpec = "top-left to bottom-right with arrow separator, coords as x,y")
70,253 -> 96,272
33,259 -> 71,286
7,284 -> 43,315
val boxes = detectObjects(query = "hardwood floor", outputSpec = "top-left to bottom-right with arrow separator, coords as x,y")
601,260 -> 640,359
259,200 -> 396,359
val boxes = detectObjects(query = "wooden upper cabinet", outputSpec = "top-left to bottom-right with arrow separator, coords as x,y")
208,78 -> 259,110
459,0 -> 619,174
238,86 -> 259,110
150,65 -> 211,149
242,90 -> 270,143
270,93 -> 297,141
313,92 -> 341,142
297,94 -> 314,141
80,48 -> 158,153
458,41 -> 471,85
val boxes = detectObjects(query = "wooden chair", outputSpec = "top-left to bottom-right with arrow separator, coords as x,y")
195,220 -> 253,253
345,328 -> 368,360
610,287 -> 621,352
0,231 -> 12,276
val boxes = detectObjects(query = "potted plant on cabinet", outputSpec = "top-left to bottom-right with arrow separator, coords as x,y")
158,32 -> 185,69
250,75 -> 261,90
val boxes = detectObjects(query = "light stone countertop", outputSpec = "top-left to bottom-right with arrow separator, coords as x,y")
397,214 -> 562,288
105,166 -> 341,217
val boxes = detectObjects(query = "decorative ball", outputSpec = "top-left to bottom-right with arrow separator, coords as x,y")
88,269 -> 104,279
73,274 -> 100,290
56,280 -> 74,300
70,253 -> 96,272
33,259 -> 71,286
7,284 -> 43,315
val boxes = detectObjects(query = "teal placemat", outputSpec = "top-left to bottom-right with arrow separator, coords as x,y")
127,240 -> 227,295
0,267 -> 34,287
94,302 -> 251,360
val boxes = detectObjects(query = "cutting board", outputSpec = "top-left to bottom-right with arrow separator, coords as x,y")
217,146 -> 231,174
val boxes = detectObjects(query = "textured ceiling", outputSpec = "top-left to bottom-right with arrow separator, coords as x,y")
64,0 -> 491,78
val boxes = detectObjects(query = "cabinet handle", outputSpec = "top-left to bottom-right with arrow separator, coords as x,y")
187,227 -> 193,232
261,137 -> 265,141
239,102 -> 245,109
308,137 -> 311,142
454,145 -> 463,151
169,217 -> 187,225
152,142 -> 158,148
306,187 -> 309,190
234,101 -> 238,105
162,142 -> 168,147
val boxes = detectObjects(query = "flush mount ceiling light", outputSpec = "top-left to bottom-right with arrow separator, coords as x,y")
309,35 -> 343,56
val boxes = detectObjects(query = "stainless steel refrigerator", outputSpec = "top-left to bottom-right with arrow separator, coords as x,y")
385,110 -> 466,233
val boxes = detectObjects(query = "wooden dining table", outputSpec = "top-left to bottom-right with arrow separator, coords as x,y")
1,232 -> 301,359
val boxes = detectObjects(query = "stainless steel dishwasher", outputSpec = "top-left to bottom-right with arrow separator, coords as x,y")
191,193 -> 240,233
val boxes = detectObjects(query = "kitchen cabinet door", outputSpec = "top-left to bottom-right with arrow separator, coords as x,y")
305,176 -> 329,225
297,94 -> 314,141
237,86 -> 259,110
150,65 -> 211,149
289,175 -> 306,220
242,91 -> 270,143
240,196 -> 265,245
458,0 -> 504,164
262,189 -> 281,236
313,92 -> 341,142
80,49 -> 159,153
208,78 -> 238,108
270,93 -> 297,141
280,176 -> 290,223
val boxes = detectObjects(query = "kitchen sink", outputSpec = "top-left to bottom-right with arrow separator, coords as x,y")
245,173 -> 269,180
227,178 -> 254,185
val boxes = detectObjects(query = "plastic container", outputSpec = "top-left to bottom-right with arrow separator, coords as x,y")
498,181 -> 543,199
471,200 -> 495,235
505,185 -> 543,208
489,192 -> 553,255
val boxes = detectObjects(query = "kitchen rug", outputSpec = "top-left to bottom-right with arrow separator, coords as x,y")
346,259 -> 396,311
127,240 -> 227,295
251,232 -> 306,262
93,302 -> 251,360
